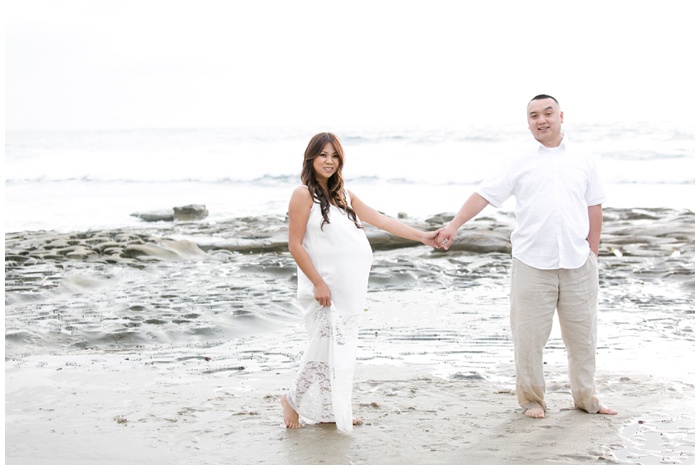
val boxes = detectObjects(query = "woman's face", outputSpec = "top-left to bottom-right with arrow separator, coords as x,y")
313,142 -> 340,182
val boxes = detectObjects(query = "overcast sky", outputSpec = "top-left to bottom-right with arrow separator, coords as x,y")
5,0 -> 697,131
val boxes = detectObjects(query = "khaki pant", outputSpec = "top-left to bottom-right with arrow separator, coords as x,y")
510,252 -> 601,413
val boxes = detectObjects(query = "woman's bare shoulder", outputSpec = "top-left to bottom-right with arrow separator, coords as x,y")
346,189 -> 362,206
290,185 -> 313,208
291,185 -> 311,198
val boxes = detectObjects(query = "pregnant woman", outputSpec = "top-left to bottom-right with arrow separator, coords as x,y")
281,132 -> 438,433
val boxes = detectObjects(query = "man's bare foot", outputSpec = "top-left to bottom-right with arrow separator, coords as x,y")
281,395 -> 301,428
525,407 -> 545,418
597,406 -> 618,415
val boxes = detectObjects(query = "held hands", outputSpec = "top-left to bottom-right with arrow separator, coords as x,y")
420,227 -> 455,250
434,226 -> 456,250
419,229 -> 444,247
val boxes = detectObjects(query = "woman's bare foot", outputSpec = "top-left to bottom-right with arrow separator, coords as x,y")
320,418 -> 363,426
281,395 -> 301,428
525,407 -> 545,418
597,406 -> 618,415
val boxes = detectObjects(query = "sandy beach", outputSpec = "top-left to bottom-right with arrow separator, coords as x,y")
5,207 -> 695,465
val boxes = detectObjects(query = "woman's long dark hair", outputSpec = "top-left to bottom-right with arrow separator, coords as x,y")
301,132 -> 362,229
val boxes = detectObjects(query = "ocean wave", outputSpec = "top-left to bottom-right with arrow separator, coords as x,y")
600,150 -> 692,161
6,124 -> 694,185
4,174 -> 302,186
342,128 -> 509,145
5,123 -> 696,235
5,171 -> 694,187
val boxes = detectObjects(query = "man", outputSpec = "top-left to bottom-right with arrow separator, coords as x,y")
437,95 -> 617,418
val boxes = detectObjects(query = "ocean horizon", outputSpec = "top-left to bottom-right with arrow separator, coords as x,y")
4,122 -> 695,233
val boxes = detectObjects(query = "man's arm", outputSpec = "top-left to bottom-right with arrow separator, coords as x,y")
436,193 -> 490,249
587,204 -> 603,255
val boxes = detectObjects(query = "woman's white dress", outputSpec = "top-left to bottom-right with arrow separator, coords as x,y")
285,191 -> 373,433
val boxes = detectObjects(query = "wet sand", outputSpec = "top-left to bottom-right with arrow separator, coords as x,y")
4,207 -> 695,465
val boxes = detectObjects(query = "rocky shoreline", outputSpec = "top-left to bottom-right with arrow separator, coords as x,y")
5,206 -> 694,356
5,207 -> 693,268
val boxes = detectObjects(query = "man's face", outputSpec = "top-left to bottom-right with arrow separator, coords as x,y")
527,98 -> 564,147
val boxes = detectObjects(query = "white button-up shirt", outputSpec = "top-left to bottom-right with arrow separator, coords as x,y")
476,135 -> 606,270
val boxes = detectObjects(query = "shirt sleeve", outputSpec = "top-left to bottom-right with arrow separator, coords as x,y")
585,157 -> 607,206
476,162 -> 514,208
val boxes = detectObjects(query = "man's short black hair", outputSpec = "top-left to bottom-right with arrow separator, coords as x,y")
530,94 -> 559,104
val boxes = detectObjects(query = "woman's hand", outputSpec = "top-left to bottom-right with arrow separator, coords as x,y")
314,280 -> 332,308
419,229 -> 443,247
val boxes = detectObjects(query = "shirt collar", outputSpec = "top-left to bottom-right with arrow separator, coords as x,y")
535,133 -> 567,154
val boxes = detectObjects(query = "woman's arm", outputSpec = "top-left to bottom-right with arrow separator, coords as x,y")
288,187 -> 332,307
348,190 -> 439,246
